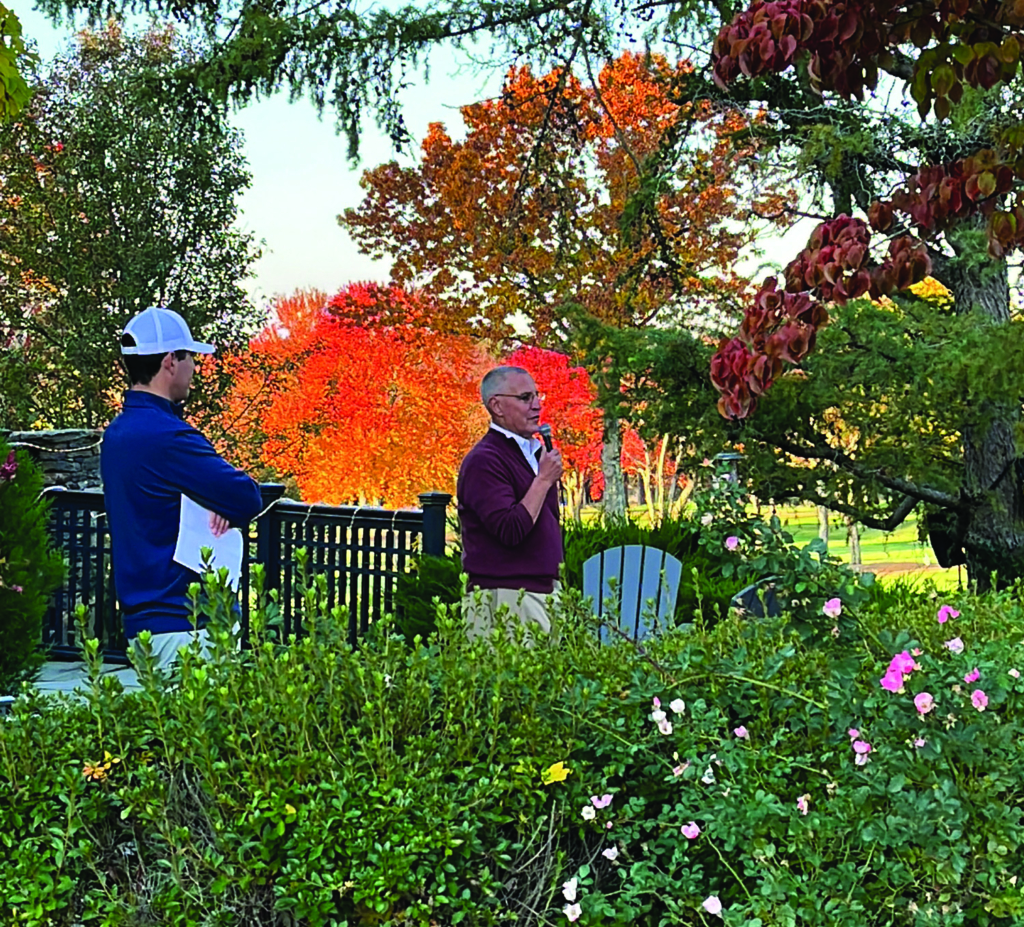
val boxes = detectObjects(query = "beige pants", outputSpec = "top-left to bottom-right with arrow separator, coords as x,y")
129,627 -> 215,670
463,583 -> 560,641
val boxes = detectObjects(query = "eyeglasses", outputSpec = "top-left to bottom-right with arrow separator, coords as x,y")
493,391 -> 545,403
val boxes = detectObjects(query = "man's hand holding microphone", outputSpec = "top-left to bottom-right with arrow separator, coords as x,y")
537,423 -> 564,486
521,423 -> 563,523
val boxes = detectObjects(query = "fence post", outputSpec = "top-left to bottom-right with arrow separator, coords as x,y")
418,492 -> 451,557
255,483 -> 286,575
247,483 -> 285,647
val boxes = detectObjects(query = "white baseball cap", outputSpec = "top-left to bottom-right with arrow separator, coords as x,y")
120,307 -> 215,356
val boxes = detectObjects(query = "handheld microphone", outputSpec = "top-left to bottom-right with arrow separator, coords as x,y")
538,423 -> 553,453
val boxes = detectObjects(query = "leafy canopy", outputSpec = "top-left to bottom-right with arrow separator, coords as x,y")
343,51 -> 789,348
0,21 -> 262,429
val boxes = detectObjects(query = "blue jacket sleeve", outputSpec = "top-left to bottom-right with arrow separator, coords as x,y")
161,425 -> 264,526
460,454 -> 537,548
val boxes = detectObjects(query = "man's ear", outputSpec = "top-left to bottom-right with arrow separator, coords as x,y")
160,352 -> 176,373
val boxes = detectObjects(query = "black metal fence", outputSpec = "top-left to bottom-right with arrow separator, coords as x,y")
44,484 -> 451,663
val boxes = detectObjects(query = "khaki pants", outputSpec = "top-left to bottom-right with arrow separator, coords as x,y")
463,583 -> 560,641
128,627 -> 215,670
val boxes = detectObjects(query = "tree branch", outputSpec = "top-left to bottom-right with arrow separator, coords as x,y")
774,436 -> 965,509
806,491 -> 919,532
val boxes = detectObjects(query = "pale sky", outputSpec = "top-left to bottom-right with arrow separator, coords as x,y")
18,5 -> 503,306
18,6 -> 809,311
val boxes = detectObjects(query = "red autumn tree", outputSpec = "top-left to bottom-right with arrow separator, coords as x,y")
210,284 -> 491,507
506,346 -> 602,519
508,346 -> 682,520
343,50 -> 792,516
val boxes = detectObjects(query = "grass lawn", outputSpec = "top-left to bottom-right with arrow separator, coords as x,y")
766,503 -> 964,591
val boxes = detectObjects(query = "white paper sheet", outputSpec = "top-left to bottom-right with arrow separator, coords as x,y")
172,494 -> 244,589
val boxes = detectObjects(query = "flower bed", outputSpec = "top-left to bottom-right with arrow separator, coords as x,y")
0,568 -> 1021,925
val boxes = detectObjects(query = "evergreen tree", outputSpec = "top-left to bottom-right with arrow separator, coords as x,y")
0,437 -> 64,694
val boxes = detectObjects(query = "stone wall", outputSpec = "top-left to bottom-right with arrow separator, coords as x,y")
2,429 -> 103,490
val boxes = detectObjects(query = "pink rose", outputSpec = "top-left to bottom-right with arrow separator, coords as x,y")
852,740 -> 872,766
0,450 -> 17,482
822,597 -> 842,619
890,651 -> 917,675
937,604 -> 960,624
914,692 -> 935,715
971,689 -> 988,711
681,821 -> 701,839
725,536 -> 739,551
964,668 -> 980,684
880,668 -> 904,693
702,895 -> 723,917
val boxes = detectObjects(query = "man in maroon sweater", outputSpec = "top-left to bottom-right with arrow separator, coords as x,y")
458,366 -> 565,638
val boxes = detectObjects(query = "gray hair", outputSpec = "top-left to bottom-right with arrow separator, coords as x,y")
480,366 -> 530,404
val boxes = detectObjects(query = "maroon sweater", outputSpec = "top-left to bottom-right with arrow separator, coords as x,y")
457,429 -> 563,594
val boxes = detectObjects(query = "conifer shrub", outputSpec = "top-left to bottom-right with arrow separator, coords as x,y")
0,437 -> 65,695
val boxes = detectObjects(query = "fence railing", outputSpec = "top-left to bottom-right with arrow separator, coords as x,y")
43,484 -> 452,663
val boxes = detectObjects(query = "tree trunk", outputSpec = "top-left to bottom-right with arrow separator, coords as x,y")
640,447 -> 655,525
846,516 -> 861,566
601,405 -> 626,519
656,434 -> 671,523
817,505 -> 829,547
947,249 -> 1024,591
563,473 -> 584,522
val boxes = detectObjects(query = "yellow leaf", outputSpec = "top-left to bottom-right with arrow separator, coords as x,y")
284,804 -> 297,815
541,761 -> 571,785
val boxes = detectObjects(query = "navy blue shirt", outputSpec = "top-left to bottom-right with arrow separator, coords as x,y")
100,391 -> 263,637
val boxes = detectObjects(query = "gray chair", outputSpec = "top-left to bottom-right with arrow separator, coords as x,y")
730,576 -> 782,618
582,545 -> 683,642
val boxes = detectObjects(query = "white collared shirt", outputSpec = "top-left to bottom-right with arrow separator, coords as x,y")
490,423 -> 541,475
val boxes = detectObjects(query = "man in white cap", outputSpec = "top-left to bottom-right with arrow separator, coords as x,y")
100,307 -> 263,668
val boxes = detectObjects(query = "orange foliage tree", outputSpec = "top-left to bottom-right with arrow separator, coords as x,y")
209,284 -> 491,507
343,51 -> 790,514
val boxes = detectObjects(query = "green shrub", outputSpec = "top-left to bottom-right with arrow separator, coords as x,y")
2,561 -> 1022,926
393,550 -> 463,641
0,438 -> 65,695
694,461 -> 875,642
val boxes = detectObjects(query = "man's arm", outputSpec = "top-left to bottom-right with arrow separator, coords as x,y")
163,427 -> 264,526
461,448 -> 563,548
517,449 -> 563,523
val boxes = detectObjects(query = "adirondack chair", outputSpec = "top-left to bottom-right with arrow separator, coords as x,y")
582,545 -> 683,643
730,576 -> 782,618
